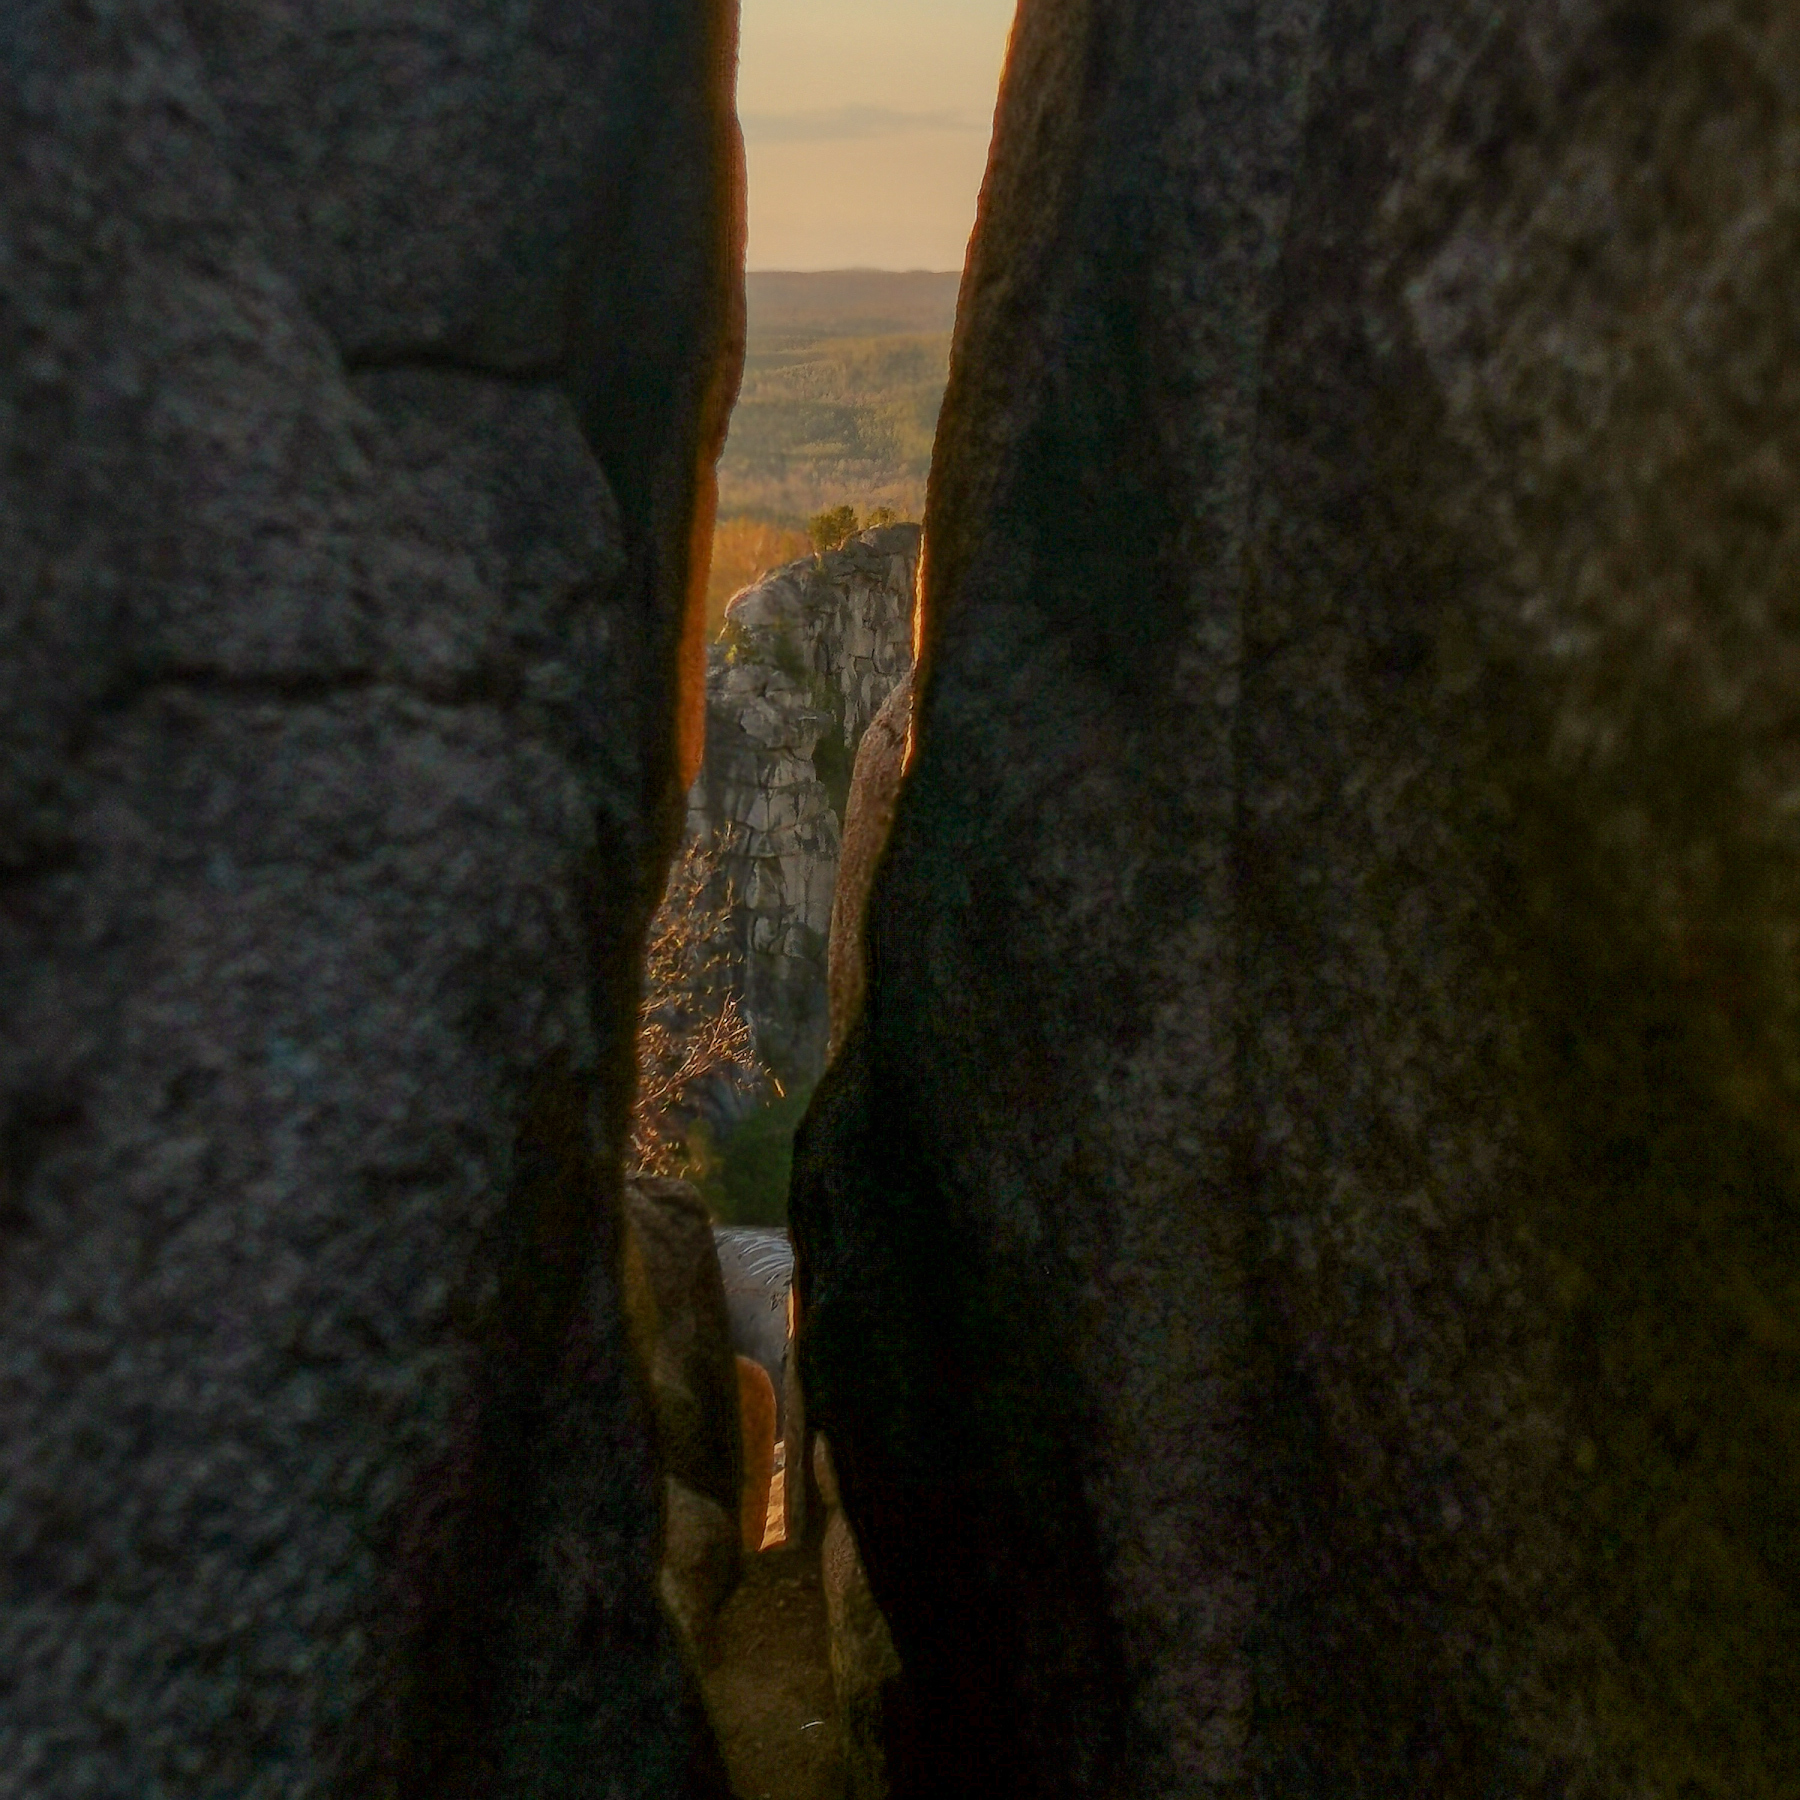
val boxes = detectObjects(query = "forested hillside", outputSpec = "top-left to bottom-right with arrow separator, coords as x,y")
706,270 -> 958,622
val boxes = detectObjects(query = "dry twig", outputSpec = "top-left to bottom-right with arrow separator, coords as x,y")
629,833 -> 769,1176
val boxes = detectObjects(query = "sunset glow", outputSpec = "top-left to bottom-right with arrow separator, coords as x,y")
738,0 -> 1016,270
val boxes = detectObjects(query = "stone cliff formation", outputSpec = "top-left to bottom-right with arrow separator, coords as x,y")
685,525 -> 916,1092
1,2 -> 741,1793
793,2 -> 1800,1797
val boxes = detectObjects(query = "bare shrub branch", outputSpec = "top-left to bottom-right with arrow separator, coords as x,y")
629,832 -> 770,1177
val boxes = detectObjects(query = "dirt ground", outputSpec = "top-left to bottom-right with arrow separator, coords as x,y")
701,1529 -> 845,1800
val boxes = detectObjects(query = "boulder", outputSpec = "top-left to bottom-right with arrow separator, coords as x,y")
813,1435 -> 908,1800
0,0 -> 741,1791
792,0 -> 1800,1794
658,1479 -> 740,1673
826,667 -> 913,1057
790,663 -> 917,1571
735,1355 -> 778,1553
779,1283 -> 811,1545
624,1176 -> 746,1525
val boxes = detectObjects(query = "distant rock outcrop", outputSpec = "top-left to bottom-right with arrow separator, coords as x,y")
686,526 -> 917,1091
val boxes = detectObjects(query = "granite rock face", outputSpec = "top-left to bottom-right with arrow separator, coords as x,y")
1,1 -> 740,1794
792,1 -> 1800,1796
685,526 -> 916,1089
813,1435 -> 908,1800
826,668 -> 913,1059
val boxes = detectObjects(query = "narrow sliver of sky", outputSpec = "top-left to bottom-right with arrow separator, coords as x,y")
739,0 -> 1018,271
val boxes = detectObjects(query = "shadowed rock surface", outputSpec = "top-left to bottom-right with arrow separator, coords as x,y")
803,615 -> 914,1800
0,0 -> 741,1793
825,668 -> 912,1060
658,1478 -> 740,1674
813,1435 -> 908,1800
623,1177 -> 745,1526
792,1 -> 1800,1795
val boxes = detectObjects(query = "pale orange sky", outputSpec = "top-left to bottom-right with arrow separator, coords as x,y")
738,0 -> 1017,271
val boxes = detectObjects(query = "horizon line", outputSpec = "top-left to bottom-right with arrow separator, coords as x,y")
746,265 -> 962,276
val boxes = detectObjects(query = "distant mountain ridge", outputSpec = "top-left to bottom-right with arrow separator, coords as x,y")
744,269 -> 961,341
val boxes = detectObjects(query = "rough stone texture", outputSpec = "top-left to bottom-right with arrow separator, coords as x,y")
622,1177 -> 745,1525
798,667 -> 915,1566
780,1285 -> 811,1546
0,1 -> 741,1794
734,1355 -> 778,1553
657,1478 -> 739,1673
826,668 -> 913,1058
813,1435 -> 908,1800
685,525 -> 917,1088
792,1 -> 1800,1796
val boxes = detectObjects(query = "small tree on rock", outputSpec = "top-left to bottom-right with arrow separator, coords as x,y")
808,503 -> 860,554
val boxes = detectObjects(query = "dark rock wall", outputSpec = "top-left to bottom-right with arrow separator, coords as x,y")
1,1 -> 741,1794
826,667 -> 912,1060
624,1177 -> 745,1525
792,1 -> 1800,1796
